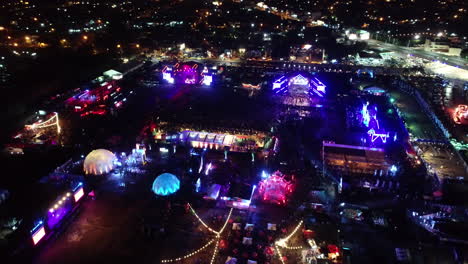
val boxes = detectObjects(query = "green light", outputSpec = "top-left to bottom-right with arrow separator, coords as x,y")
390,98 -> 395,103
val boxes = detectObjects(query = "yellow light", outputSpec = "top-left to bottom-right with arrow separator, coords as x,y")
135,44 -> 140,48
33,17 -> 38,21
161,205 -> 232,263
13,43 -> 18,47
82,35 -> 88,40
0,26 -> 5,31
117,44 -> 121,48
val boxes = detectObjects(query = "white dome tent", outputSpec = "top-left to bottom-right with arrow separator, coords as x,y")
83,149 -> 117,175
152,173 -> 180,196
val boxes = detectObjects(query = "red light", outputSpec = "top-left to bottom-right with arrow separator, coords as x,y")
328,244 -> 339,254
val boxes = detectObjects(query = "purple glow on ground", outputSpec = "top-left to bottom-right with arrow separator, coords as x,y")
47,203 -> 71,229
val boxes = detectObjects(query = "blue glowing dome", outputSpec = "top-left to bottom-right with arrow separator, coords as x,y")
152,173 -> 180,196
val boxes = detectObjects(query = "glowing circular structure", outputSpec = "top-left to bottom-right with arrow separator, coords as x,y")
83,149 -> 116,175
259,171 -> 293,205
152,173 -> 180,196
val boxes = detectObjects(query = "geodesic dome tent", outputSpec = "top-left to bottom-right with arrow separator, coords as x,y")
83,149 -> 116,175
152,173 -> 180,196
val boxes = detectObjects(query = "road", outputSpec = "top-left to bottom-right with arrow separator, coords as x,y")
368,39 -> 468,70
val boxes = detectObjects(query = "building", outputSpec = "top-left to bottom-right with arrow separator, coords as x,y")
423,39 -> 462,57
323,142 -> 391,176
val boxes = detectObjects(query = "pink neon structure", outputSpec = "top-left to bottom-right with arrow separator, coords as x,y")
32,226 -> 46,245
258,171 -> 293,205
453,105 -> 468,124
185,78 -> 196,84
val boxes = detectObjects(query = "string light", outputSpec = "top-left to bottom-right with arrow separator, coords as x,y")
161,239 -> 216,263
282,245 -> 303,250
188,203 -> 219,235
277,220 -> 303,244
161,205 -> 233,263
274,220 -> 304,263
275,243 -> 286,264
217,208 -> 233,236
26,112 -> 61,134
210,238 -> 220,264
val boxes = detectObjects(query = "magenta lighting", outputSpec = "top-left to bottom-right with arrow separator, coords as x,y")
258,171 -> 293,205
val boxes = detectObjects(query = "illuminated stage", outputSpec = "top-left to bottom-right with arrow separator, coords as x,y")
258,171 -> 294,205
272,73 -> 326,97
162,63 -> 213,86
272,73 -> 326,107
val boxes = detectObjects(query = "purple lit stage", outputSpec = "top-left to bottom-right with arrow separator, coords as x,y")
162,63 -> 213,86
272,73 -> 326,97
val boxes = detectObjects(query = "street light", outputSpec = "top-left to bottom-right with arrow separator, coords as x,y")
414,35 -> 420,40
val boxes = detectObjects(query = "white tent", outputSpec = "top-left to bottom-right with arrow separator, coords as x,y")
83,149 -> 116,175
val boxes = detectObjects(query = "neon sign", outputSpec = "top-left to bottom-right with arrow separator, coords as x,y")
367,128 -> 389,143
74,187 -> 84,202
185,78 -> 196,84
32,226 -> 46,245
